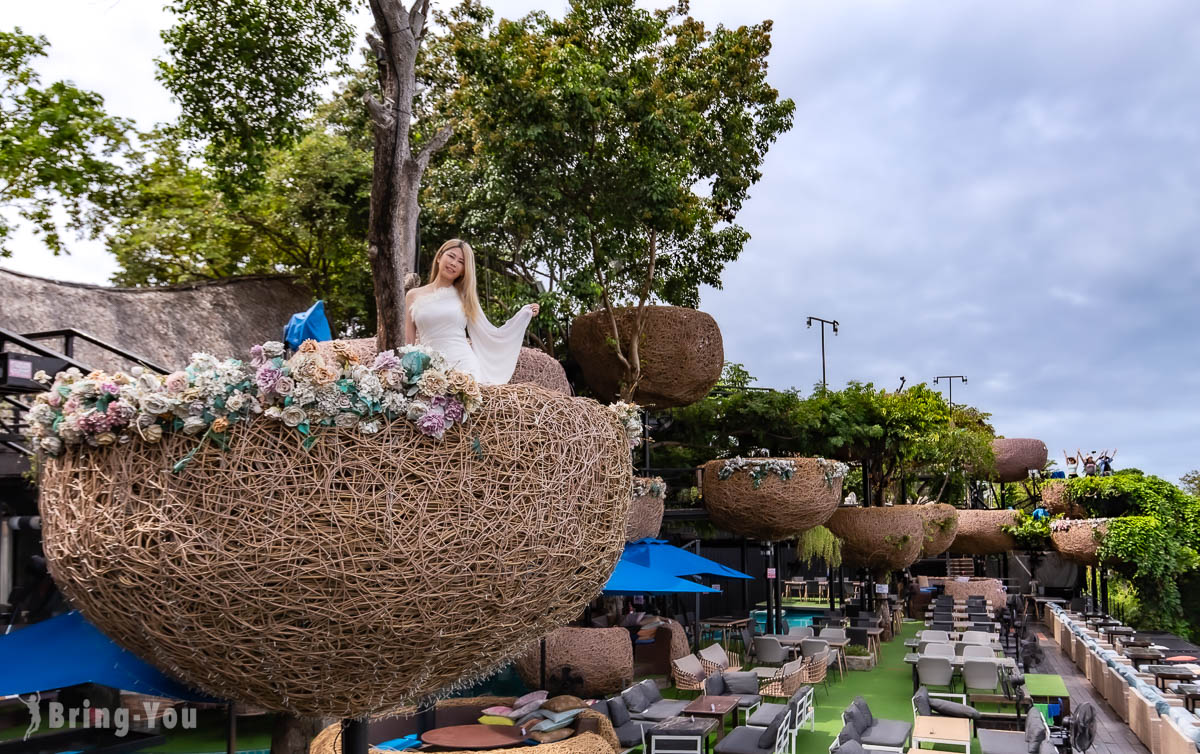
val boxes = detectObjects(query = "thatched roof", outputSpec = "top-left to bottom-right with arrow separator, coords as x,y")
0,268 -> 312,371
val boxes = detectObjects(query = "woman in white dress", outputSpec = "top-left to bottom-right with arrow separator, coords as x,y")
405,239 -> 539,384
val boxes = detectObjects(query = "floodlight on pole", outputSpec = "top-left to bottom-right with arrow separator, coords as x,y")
806,316 -> 839,389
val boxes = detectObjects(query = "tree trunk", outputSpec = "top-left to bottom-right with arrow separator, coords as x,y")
270,713 -> 326,754
364,0 -> 453,352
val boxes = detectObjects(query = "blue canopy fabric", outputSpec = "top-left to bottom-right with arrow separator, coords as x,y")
603,558 -> 718,595
0,611 -> 220,702
283,300 -> 333,351
623,539 -> 752,579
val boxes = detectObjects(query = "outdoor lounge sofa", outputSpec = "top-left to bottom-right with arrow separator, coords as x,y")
620,679 -> 691,722
977,707 -> 1055,754
596,695 -> 658,753
713,707 -> 791,754
746,686 -> 814,734
704,671 -> 763,723
831,696 -> 912,753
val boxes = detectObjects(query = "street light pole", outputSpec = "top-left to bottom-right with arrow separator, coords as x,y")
806,316 -> 839,389
933,375 -> 968,412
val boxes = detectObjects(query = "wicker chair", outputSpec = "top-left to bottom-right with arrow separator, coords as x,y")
759,659 -> 804,699
698,643 -> 743,676
671,653 -> 707,693
796,653 -> 829,696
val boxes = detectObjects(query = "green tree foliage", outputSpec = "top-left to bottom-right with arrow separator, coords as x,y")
0,28 -> 131,255
1180,469 -> 1200,497
426,0 -> 794,370
106,127 -> 374,335
156,0 -> 358,195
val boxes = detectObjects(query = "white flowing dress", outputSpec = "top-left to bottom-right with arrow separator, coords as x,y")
411,286 -> 534,385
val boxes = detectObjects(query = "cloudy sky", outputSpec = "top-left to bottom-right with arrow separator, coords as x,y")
6,1 -> 1199,482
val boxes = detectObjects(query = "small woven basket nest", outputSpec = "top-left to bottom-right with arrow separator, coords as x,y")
569,306 -> 723,409
626,478 -> 666,542
701,458 -> 842,541
308,697 -> 619,754
1041,481 -> 1086,518
826,506 -> 925,573
917,503 -> 960,558
1050,519 -> 1109,566
513,627 -> 634,697
512,347 -> 571,394
948,509 -> 1018,555
991,438 -> 1048,483
40,384 -> 632,718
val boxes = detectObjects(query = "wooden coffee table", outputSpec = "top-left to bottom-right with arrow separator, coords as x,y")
683,695 -> 739,740
912,715 -> 971,752
421,724 -> 531,750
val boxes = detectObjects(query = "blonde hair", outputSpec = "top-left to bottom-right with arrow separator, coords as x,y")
428,238 -> 483,324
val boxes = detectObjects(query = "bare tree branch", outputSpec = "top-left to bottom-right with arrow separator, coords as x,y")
416,124 -> 454,171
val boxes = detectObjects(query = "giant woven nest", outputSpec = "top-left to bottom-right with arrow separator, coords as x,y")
40,384 -> 632,718
701,458 -> 842,541
1041,481 -> 1086,518
948,509 -> 1018,555
917,503 -> 960,558
826,506 -> 925,573
1050,519 -> 1109,566
626,478 -> 666,542
991,438 -> 1048,483
308,696 -> 619,754
569,306 -> 723,409
513,627 -> 633,697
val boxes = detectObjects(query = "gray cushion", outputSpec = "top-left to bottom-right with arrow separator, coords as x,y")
639,679 -> 664,704
835,724 -> 860,745
606,696 -> 631,727
747,703 -> 786,727
843,703 -> 870,736
736,694 -> 762,708
622,684 -> 651,714
1024,709 -> 1047,749
756,706 -> 789,749
714,726 -> 770,754
705,674 -> 726,696
724,671 -> 760,695
852,697 -> 874,728
913,687 -> 931,716
636,699 -> 691,722
614,720 -> 655,748
978,729 -> 1027,754
861,719 -> 912,748
833,742 -> 866,754
930,698 -> 981,719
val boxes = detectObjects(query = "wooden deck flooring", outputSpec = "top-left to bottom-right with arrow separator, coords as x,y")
1036,622 -> 1149,753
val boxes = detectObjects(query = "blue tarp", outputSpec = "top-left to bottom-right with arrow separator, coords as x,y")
603,559 -> 719,595
623,539 -> 752,580
283,300 -> 333,351
0,611 -> 220,702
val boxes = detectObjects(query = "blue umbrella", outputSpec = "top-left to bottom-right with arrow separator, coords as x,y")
623,538 -> 752,579
603,558 -> 719,595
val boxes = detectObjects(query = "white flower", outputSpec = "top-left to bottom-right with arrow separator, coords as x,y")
262,341 -> 286,358
182,416 -> 208,436
27,404 -> 56,425
359,419 -> 381,434
39,436 -> 63,455
264,406 -> 284,420
334,411 -> 360,428
382,392 -> 409,414
139,394 -> 173,415
281,405 -> 307,428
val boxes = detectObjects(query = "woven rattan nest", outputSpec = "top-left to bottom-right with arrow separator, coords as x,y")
948,509 -> 1018,555
512,347 -> 571,394
917,503 -> 960,558
513,627 -> 634,697
701,458 -> 842,541
1041,481 -> 1086,518
826,506 -> 925,573
991,438 -> 1048,483
626,478 -> 666,542
569,306 -> 723,408
1050,519 -> 1108,566
308,696 -> 620,754
40,384 -> 632,718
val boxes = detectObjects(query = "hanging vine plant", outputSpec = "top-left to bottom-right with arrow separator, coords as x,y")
796,525 -> 842,568
1001,509 -> 1056,550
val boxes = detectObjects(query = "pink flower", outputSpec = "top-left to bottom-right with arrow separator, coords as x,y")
164,371 -> 189,394
255,364 -> 282,393
101,382 -> 120,396
250,344 -> 266,367
442,397 -> 465,423
417,407 -> 446,439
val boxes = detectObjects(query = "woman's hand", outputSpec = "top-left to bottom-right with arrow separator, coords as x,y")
527,303 -> 540,316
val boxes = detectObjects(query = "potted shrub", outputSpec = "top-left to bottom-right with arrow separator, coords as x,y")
702,457 -> 847,541
843,644 -> 876,671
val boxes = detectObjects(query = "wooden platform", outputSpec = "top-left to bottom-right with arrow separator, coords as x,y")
1036,623 -> 1149,753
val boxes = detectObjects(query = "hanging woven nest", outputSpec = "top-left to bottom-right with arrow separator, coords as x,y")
626,477 -> 666,542
513,627 -> 634,697
701,457 -> 844,541
917,503 -> 960,558
39,384 -> 632,719
991,438 -> 1048,482
512,347 -> 571,394
826,506 -> 925,573
948,509 -> 1019,554
569,306 -> 723,408
1041,480 -> 1086,518
1050,519 -> 1108,566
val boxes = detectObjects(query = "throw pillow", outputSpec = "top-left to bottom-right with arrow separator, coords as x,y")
639,680 -> 664,705
482,706 -> 513,716
587,700 -> 610,719
834,741 -> 867,754
723,671 -> 760,696
930,698 -> 981,719
530,728 -> 574,743
756,706 -> 790,749
515,712 -> 545,728
542,696 -> 586,713
531,717 -> 574,733
622,684 -> 651,713
606,696 -> 631,727
478,715 -> 515,726
1024,710 -> 1047,751
913,687 -> 931,717
852,696 -> 874,727
539,708 -> 584,725
843,703 -> 869,736
506,699 -> 543,720
514,690 -> 549,708
836,724 -> 861,744
704,674 -> 725,697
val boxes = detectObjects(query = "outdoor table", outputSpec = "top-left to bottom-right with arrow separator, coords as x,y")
783,580 -> 806,599
421,725 -> 531,750
1101,625 -> 1136,637
1124,646 -> 1165,670
912,715 -> 971,752
904,639 -> 1003,653
1172,683 -> 1200,713
683,696 -> 739,740
647,715 -> 720,754
701,617 -> 752,648
1024,673 -> 1071,716
1144,664 -> 1200,691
